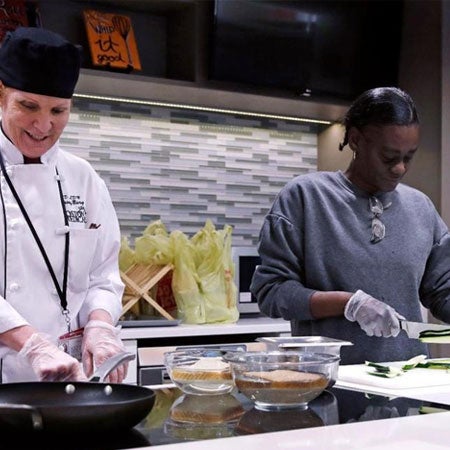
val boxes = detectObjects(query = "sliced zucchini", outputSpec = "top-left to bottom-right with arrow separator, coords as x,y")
368,370 -> 403,378
365,354 -> 427,378
416,361 -> 450,370
419,405 -> 450,414
419,335 -> 450,344
365,361 -> 392,372
365,361 -> 404,378
401,354 -> 427,371
419,328 -> 450,343
365,354 -> 450,378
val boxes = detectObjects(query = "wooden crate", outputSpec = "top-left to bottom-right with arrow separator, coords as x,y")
120,263 -> 176,320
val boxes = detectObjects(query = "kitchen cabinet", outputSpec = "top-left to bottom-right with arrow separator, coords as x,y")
75,68 -> 348,123
33,0 -> 347,122
120,316 -> 291,384
34,0 -> 209,82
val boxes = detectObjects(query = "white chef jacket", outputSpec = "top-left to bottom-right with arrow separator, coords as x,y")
0,129 -> 124,382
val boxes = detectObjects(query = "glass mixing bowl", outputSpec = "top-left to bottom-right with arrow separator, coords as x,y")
224,351 -> 340,411
164,349 -> 235,395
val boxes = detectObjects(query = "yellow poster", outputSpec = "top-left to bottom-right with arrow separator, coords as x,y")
83,9 -> 141,71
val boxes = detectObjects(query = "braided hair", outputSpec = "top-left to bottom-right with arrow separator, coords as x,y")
339,87 -> 419,151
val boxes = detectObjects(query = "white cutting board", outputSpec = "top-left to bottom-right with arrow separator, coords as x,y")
338,362 -> 450,389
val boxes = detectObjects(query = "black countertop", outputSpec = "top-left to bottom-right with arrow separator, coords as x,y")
2,385 -> 450,450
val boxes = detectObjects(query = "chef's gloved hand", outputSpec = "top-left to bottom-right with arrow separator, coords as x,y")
82,320 -> 128,383
18,332 -> 87,381
344,290 -> 404,337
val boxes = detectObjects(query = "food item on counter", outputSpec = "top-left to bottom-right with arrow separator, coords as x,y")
226,351 -> 338,409
170,393 -> 245,423
418,405 -> 450,414
419,328 -> 450,343
171,357 -> 232,382
416,360 -> 450,370
365,361 -> 404,378
235,369 -> 328,406
401,354 -> 427,370
366,354 -> 429,378
165,351 -> 236,395
238,369 -> 328,387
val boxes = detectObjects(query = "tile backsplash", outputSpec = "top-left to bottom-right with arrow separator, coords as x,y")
62,98 -> 318,246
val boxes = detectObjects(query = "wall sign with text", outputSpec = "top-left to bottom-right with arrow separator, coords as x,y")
83,9 -> 141,71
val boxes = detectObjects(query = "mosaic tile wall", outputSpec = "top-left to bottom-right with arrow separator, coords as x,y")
61,99 -> 318,246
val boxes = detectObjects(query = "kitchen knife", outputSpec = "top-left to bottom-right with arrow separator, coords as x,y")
400,320 -> 450,339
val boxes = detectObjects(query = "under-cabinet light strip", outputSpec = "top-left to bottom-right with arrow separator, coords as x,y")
73,93 -> 332,125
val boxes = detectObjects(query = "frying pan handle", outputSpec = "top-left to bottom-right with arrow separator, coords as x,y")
89,351 -> 136,382
0,403 -> 43,430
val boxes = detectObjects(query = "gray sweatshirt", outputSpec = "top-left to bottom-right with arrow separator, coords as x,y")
251,171 -> 450,364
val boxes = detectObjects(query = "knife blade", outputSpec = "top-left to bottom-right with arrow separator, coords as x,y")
400,320 -> 450,339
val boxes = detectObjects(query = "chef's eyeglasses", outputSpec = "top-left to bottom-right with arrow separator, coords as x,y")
369,197 -> 391,243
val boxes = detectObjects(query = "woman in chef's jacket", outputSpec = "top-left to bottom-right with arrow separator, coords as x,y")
0,27 -> 127,383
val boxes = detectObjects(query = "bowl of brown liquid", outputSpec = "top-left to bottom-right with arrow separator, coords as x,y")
224,351 -> 339,411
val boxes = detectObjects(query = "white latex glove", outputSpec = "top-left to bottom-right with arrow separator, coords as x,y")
18,333 -> 87,382
81,320 -> 128,383
344,290 -> 404,337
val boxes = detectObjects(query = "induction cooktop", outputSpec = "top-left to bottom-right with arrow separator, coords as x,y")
3,386 -> 450,449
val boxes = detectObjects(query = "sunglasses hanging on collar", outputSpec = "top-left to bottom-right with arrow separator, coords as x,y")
369,196 -> 391,244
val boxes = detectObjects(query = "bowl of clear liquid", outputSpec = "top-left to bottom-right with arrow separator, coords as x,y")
164,349 -> 235,395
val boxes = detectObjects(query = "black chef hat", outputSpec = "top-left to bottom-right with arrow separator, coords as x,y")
0,27 -> 82,99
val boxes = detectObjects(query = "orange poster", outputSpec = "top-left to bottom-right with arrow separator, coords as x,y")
0,0 -> 28,43
83,9 -> 141,71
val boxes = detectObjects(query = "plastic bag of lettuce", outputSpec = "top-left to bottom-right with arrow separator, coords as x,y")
123,219 -> 239,324
189,220 -> 238,324
135,220 -> 173,267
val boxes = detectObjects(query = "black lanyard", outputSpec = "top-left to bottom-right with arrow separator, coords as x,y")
0,152 -> 71,331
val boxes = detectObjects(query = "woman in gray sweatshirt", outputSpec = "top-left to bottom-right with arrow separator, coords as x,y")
251,87 -> 450,364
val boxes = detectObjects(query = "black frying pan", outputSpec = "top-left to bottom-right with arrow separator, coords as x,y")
0,353 -> 155,434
